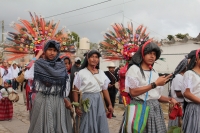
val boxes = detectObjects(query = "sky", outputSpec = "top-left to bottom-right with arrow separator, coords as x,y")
0,0 -> 200,43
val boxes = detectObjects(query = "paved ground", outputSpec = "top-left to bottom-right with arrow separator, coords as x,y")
0,91 -> 169,133
0,91 -> 125,133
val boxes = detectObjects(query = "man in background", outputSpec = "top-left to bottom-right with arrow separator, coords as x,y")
115,63 -> 124,104
105,62 -> 118,117
70,57 -> 81,92
11,62 -> 20,90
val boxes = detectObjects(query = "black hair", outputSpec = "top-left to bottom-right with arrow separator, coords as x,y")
81,50 -> 101,69
48,42 -> 57,50
187,50 -> 200,70
128,42 -> 161,79
62,56 -> 72,73
75,60 -> 81,64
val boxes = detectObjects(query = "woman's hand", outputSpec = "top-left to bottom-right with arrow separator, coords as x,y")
75,107 -> 83,117
107,104 -> 114,113
170,98 -> 178,105
155,74 -> 172,86
64,98 -> 72,110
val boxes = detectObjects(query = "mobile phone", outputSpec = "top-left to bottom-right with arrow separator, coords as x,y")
159,73 -> 173,84
159,73 -> 170,77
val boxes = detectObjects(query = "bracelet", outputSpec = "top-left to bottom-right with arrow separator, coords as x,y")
151,82 -> 157,89
32,57 -> 36,61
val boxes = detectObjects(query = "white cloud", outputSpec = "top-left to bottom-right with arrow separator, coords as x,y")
0,0 -> 200,42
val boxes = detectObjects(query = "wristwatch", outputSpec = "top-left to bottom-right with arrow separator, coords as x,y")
151,82 -> 157,89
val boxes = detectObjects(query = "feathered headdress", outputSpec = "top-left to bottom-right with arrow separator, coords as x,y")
6,12 -> 76,60
100,22 -> 163,106
100,22 -> 153,61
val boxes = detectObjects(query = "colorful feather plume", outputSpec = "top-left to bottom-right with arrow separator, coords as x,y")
100,22 -> 152,61
7,12 -> 76,54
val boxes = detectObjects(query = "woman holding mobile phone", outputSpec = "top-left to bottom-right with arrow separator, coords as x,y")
121,41 -> 177,133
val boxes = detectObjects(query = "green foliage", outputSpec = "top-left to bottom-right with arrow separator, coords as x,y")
72,99 -> 90,113
167,126 -> 183,133
72,102 -> 80,107
167,35 -> 173,40
167,33 -> 189,40
90,43 -> 98,49
82,98 -> 90,113
66,31 -> 80,47
175,33 -> 189,39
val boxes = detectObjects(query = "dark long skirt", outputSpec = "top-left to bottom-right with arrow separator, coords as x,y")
77,92 -> 109,133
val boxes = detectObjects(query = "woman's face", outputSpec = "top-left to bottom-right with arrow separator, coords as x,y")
88,54 -> 99,67
4,82 -> 10,88
64,59 -> 71,71
143,51 -> 156,65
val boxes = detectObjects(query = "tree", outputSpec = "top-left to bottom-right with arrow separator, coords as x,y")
167,35 -> 173,40
167,33 -> 189,40
66,31 -> 80,47
90,43 -> 98,49
175,33 -> 189,39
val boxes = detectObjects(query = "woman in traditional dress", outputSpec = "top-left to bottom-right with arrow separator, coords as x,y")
0,79 -> 17,121
182,49 -> 200,133
62,56 -> 73,133
168,58 -> 188,128
123,41 -> 177,133
0,60 -> 12,86
73,50 -> 113,133
62,56 -> 72,99
28,40 -> 72,133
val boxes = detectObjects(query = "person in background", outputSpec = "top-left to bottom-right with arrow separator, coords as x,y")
168,57 -> 188,128
18,64 -> 27,92
11,62 -> 20,90
0,79 -> 17,121
0,60 -> 12,86
70,57 -> 81,91
105,62 -> 118,117
115,63 -> 124,104
8,61 -> 12,69
17,64 -> 22,71
182,49 -> 200,133
62,56 -> 73,133
115,63 -> 124,80
62,56 -> 72,99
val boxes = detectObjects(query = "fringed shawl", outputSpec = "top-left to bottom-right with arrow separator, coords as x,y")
33,40 -> 68,96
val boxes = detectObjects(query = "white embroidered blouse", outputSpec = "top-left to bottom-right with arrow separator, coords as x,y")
125,65 -> 163,100
73,68 -> 110,93
182,70 -> 200,102
170,74 -> 184,102
0,68 -> 12,86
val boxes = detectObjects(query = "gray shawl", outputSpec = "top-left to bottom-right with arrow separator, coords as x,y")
34,40 -> 68,96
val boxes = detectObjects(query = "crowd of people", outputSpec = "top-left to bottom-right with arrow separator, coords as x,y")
0,40 -> 199,133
